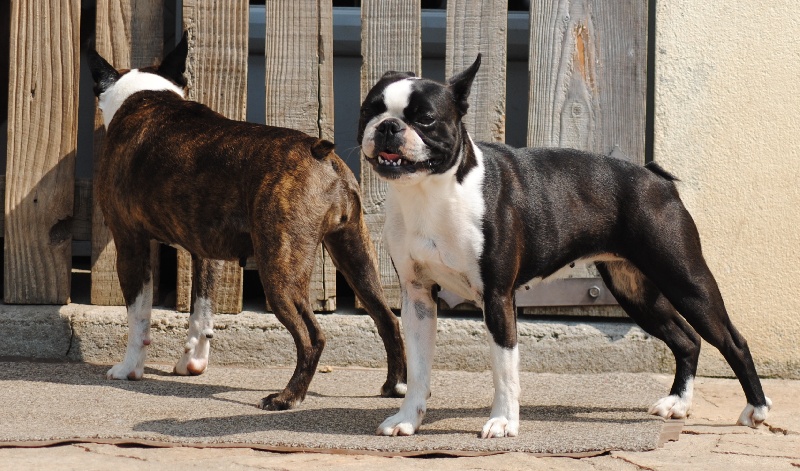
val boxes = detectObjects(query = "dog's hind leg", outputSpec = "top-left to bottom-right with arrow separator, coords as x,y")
323,212 -> 407,398
253,234 -> 325,411
621,208 -> 770,427
107,233 -> 153,380
647,259 -> 770,426
597,261 -> 701,419
259,289 -> 323,410
174,257 -> 220,376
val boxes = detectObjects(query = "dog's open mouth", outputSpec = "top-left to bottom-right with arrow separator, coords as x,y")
367,150 -> 443,178
377,151 -> 414,167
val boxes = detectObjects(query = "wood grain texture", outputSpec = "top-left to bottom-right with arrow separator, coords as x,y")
0,0 -> 9,125
445,0 -> 508,143
91,0 -> 163,306
525,0 -> 646,304
175,249 -> 192,313
528,0 -> 647,163
263,0 -> 336,311
4,0 -> 80,303
0,178 -> 90,241
177,0 -> 249,314
360,0 -> 421,308
431,0 -> 509,310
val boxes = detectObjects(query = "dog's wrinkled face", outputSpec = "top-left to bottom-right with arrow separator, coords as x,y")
358,56 -> 481,183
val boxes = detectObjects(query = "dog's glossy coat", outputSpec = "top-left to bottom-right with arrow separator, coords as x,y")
359,55 -> 770,438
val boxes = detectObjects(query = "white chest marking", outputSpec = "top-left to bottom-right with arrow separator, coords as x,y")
386,140 -> 486,302
98,69 -> 185,128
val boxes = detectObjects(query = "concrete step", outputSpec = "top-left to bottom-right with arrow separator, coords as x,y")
1,303 -> 674,375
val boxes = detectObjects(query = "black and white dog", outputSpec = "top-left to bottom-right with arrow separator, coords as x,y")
358,55 -> 771,438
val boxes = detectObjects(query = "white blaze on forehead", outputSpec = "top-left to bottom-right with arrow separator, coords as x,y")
382,79 -> 416,117
98,69 -> 185,128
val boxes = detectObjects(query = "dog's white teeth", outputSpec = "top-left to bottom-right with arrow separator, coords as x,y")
378,156 -> 385,164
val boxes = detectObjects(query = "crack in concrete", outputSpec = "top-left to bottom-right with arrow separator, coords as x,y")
65,314 -> 76,358
765,421 -> 797,436
75,444 -> 148,462
610,454 -> 658,471
681,429 -> 713,435
711,449 -> 800,460
80,445 -> 150,462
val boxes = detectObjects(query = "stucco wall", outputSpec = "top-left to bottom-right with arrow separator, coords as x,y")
654,2 -> 800,378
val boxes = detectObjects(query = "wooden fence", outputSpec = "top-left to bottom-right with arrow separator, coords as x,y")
2,0 -> 647,312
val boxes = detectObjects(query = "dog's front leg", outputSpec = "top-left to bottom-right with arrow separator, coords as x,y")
107,236 -> 153,380
376,279 -> 437,436
174,257 -> 220,376
481,292 -> 520,438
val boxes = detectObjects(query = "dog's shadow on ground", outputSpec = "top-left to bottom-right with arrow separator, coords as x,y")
0,360 -> 386,406
131,403 -> 654,438
0,361 -> 284,405
1,361 -> 660,440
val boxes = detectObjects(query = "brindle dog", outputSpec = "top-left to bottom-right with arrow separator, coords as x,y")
88,33 -> 406,410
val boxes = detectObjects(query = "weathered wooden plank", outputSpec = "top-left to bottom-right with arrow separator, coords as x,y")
176,0 -> 249,314
445,0 -> 508,143
528,0 -> 647,162
428,0 -> 509,311
91,0 -> 163,306
0,0 -> 9,126
263,0 -> 336,311
525,0 -> 646,304
4,0 -> 80,304
360,0 -> 421,309
0,178 -> 90,241
175,248 -> 192,312
317,0 -> 336,311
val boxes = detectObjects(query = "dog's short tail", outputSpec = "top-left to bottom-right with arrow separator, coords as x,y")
645,161 -> 680,181
311,139 -> 336,160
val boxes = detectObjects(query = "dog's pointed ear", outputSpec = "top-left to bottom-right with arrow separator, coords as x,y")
158,31 -> 189,87
447,54 -> 481,116
87,49 -> 121,97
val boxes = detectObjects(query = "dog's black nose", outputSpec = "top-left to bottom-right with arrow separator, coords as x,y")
376,119 -> 403,136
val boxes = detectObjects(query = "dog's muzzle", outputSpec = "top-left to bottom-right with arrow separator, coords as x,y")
374,118 -> 404,152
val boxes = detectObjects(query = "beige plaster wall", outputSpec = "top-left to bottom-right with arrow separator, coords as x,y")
654,2 -> 800,378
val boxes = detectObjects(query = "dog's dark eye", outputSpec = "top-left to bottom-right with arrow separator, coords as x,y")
415,114 -> 435,127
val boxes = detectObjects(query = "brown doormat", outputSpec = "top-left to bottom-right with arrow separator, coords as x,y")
0,362 -> 681,457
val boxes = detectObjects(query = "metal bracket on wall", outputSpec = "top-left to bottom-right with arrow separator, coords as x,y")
438,277 -> 619,310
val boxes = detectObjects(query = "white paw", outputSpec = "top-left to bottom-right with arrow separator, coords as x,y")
174,357 -> 208,376
393,383 -> 408,396
649,394 -> 692,419
106,362 -> 144,380
481,417 -> 519,438
174,336 -> 211,376
737,397 -> 772,428
376,410 -> 421,436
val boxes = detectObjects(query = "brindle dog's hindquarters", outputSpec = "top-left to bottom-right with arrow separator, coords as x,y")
250,158 -> 407,409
